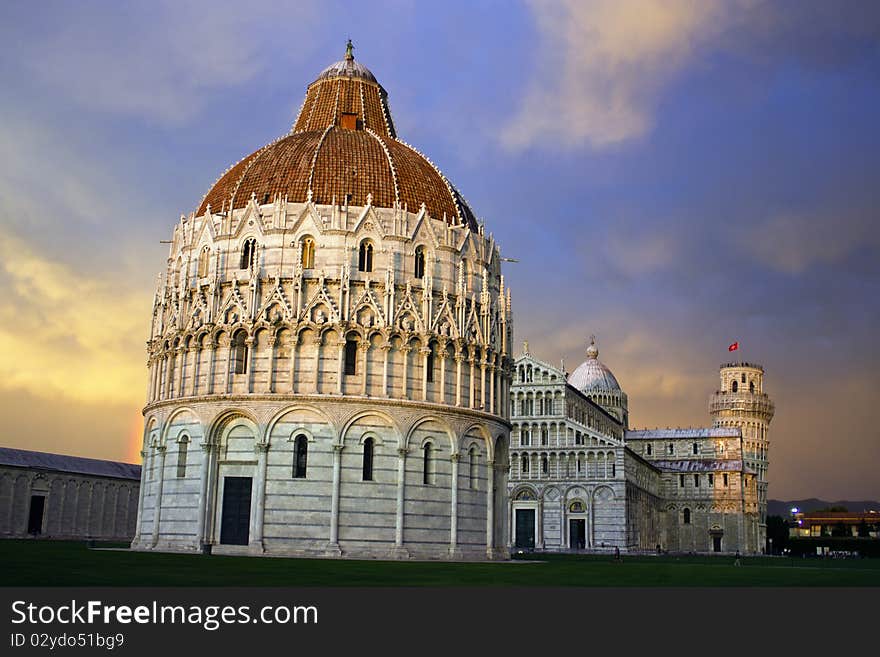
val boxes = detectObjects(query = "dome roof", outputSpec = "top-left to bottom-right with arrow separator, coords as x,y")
568,338 -> 621,393
196,42 -> 477,229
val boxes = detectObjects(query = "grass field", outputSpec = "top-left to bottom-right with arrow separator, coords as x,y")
2,540 -> 879,586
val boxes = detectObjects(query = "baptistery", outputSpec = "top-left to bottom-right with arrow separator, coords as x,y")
132,43 -> 512,559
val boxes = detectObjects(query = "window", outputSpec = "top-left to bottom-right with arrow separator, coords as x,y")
469,447 -> 478,489
731,380 -> 738,393
694,474 -> 700,487
520,427 -> 530,446
198,246 -> 210,278
521,454 -> 529,474
741,373 -> 746,383
301,237 -> 315,269
232,332 -> 248,374
541,456 -> 548,475
344,339 -> 358,375
240,238 -> 257,270
177,440 -> 188,478
426,343 -> 435,383
423,443 -> 433,485
541,427 -> 548,445
693,442 -> 699,455
683,508 -> 691,524
362,438 -> 374,481
646,444 -> 653,456
723,473 -> 729,487
679,474 -> 685,488
293,435 -> 308,478
708,473 -> 714,487
358,240 -> 374,272
749,381 -> 755,393
667,443 -> 674,455
414,246 -> 425,279
611,463 -> 616,477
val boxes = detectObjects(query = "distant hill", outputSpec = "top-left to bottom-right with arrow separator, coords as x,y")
768,499 -> 880,517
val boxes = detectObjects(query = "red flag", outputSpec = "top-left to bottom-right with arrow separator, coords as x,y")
728,342 -> 739,352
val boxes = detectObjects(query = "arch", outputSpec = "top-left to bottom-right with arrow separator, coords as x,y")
240,237 -> 257,270
592,485 -> 616,502
292,434 -> 308,478
301,235 -> 316,269
511,485 -> 537,501
340,409 -> 402,449
159,407 -> 201,447
404,415 -> 456,453
414,244 -> 426,279
458,421 -> 493,457
731,380 -> 738,393
206,408 -> 261,446
264,403 -> 337,446
683,507 -> 691,524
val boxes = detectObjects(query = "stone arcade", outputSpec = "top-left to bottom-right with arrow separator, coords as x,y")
132,45 -> 512,559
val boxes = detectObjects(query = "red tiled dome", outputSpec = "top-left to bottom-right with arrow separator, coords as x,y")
197,46 -> 477,229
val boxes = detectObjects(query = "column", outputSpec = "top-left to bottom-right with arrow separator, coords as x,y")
265,336 -> 276,393
289,336 -> 298,393
587,493 -> 594,548
359,341 -> 370,396
489,364 -> 496,415
206,340 -> 217,394
245,337 -> 256,393
439,347 -> 447,404
191,346 -> 202,396
175,347 -> 185,398
394,448 -> 407,553
132,449 -> 149,545
420,347 -> 430,401
537,497 -> 544,548
400,346 -> 411,399
249,442 -> 268,552
328,445 -> 343,552
560,497 -> 567,548
449,453 -> 460,555
468,354 -> 476,408
195,442 -> 214,548
480,360 -> 487,410
336,339 -> 346,395
455,353 -> 464,406
150,446 -> 167,547
381,343 -> 391,397
486,460 -> 495,557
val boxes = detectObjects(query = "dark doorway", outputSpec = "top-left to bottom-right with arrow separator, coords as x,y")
220,477 -> 252,546
514,509 -> 535,549
569,519 -> 586,549
712,534 -> 722,552
27,496 -> 45,535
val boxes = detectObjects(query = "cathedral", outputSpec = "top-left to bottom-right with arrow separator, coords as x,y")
132,43 -> 511,560
508,339 -> 774,554
133,44 -> 774,560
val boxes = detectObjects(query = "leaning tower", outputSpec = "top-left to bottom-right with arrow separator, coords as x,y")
709,362 -> 774,551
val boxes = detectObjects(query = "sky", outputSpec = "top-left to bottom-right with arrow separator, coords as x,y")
0,0 -> 878,500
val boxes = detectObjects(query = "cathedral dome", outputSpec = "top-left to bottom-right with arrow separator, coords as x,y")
568,338 -> 621,393
197,41 -> 477,229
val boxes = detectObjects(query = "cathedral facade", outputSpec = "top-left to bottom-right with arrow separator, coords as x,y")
508,341 -> 773,554
132,45 -> 512,560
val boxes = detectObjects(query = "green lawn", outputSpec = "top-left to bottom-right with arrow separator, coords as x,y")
2,540 -> 880,586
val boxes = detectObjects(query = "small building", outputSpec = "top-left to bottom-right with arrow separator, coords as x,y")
790,510 -> 880,538
0,447 -> 141,541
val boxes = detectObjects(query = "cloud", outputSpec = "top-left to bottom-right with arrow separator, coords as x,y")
7,1 -> 320,124
502,0 -> 743,150
0,233 -> 150,405
734,212 -> 880,274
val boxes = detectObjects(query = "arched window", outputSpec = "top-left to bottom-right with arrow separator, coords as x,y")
301,237 -> 315,269
423,443 -> 433,485
344,339 -> 358,375
667,443 -> 674,455
177,439 -> 188,478
541,456 -> 548,475
732,380 -> 738,393
414,246 -> 425,279
362,438 -> 374,481
358,240 -> 374,272
683,508 -> 691,524
749,381 -> 755,393
198,246 -> 210,278
646,444 -> 653,456
240,238 -> 257,270
541,427 -> 548,445
232,332 -> 248,374
521,427 -> 530,446
426,343 -> 435,383
693,442 -> 699,455
741,373 -> 746,383
521,454 -> 529,474
469,447 -> 478,489
293,435 -> 308,478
